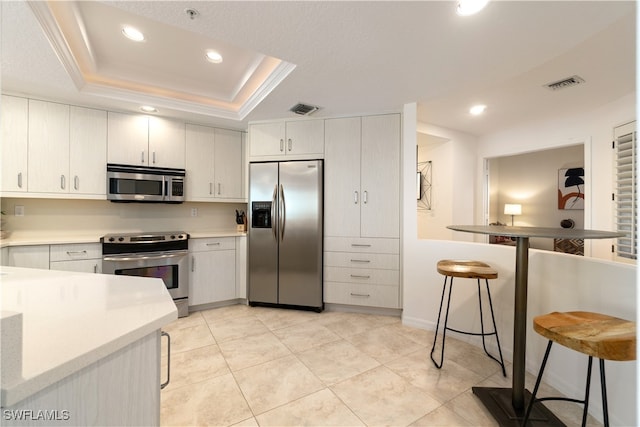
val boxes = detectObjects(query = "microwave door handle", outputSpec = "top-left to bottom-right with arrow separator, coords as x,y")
163,176 -> 168,200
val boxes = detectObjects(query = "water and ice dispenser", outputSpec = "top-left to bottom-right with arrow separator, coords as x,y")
251,202 -> 272,228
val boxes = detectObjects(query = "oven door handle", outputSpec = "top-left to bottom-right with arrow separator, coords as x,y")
103,251 -> 189,262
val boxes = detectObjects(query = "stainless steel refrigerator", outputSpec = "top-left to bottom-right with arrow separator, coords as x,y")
248,160 -> 323,311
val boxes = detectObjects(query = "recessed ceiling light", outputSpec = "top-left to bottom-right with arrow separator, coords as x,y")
456,0 -> 489,16
205,50 -> 223,64
469,104 -> 487,115
140,106 -> 157,113
122,26 -> 145,42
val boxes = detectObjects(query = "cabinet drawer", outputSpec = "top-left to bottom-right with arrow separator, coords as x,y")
324,237 -> 399,254
189,237 -> 235,252
50,259 -> 102,274
324,266 -> 399,286
50,243 -> 101,261
324,252 -> 399,270
324,282 -> 399,309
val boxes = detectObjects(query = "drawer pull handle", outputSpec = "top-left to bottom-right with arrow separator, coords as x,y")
350,259 -> 370,263
206,242 -> 221,246
66,250 -> 88,256
350,274 -> 371,279
350,293 -> 370,298
161,331 -> 170,389
351,244 -> 371,248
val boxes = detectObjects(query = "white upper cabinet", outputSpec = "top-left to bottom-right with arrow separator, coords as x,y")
107,112 -> 148,165
324,114 -> 400,239
1,97 -> 106,197
28,100 -> 70,193
185,124 -> 245,202
324,116 -> 362,238
1,95 -> 28,193
186,124 -> 215,200
69,106 -> 107,195
107,112 -> 185,169
248,121 -> 284,157
249,119 -> 324,160
148,116 -> 186,169
360,114 -> 400,238
213,128 -> 243,199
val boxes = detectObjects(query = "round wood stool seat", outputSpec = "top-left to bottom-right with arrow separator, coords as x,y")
534,311 -> 636,362
436,260 -> 498,280
524,311 -> 636,426
430,259 -> 505,376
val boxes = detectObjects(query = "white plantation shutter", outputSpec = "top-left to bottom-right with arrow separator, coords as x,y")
614,121 -> 637,260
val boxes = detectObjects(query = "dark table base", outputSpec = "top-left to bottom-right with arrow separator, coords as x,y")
472,387 -> 566,427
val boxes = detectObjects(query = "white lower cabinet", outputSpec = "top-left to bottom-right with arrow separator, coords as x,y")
2,331 -> 161,426
49,243 -> 102,273
189,237 -> 236,306
7,245 -> 50,269
323,237 -> 400,309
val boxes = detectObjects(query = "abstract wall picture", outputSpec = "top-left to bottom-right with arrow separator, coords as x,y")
558,167 -> 584,209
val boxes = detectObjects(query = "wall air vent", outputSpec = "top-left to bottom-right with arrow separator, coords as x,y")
544,75 -> 585,91
290,103 -> 320,115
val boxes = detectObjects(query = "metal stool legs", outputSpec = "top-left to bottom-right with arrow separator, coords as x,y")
430,275 -> 506,376
522,340 -> 610,427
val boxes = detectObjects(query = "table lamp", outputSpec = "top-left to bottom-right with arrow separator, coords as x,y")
504,204 -> 522,226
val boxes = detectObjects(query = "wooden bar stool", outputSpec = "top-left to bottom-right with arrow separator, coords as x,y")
523,311 -> 636,427
430,260 -> 506,376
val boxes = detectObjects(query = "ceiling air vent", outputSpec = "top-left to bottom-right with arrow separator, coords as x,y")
290,103 -> 319,116
544,75 -> 585,91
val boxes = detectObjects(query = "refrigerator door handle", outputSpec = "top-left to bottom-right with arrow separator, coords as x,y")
271,184 -> 278,241
279,183 -> 286,241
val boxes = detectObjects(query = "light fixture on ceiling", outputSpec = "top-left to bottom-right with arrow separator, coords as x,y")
122,25 -> 145,42
469,104 -> 487,115
205,50 -> 223,64
456,0 -> 489,16
140,106 -> 158,113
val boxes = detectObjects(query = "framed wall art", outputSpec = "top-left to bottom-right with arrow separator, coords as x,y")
558,167 -> 584,210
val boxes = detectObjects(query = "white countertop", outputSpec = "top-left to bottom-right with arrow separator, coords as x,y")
1,229 -> 246,247
0,266 -> 178,407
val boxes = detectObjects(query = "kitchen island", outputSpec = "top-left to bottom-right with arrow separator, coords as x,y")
1,266 -> 177,426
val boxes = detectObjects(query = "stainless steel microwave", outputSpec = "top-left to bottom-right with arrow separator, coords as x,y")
107,164 -> 185,203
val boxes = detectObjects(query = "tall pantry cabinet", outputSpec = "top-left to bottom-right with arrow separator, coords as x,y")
323,114 -> 401,309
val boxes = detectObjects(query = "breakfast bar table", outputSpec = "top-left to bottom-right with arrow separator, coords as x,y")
447,225 -> 624,427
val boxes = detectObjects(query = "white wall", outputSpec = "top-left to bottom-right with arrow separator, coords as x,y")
489,145 -> 585,251
402,98 -> 637,425
477,93 -> 635,260
415,121 -> 477,241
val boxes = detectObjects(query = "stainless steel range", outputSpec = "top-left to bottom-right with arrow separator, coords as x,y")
101,231 -> 189,317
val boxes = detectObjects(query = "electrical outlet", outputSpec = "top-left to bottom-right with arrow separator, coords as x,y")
191,208 -> 198,217
15,205 -> 24,217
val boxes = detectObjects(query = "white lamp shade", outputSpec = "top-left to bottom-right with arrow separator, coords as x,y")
504,204 -> 522,216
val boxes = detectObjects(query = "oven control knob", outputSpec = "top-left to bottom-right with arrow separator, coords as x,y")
118,237 -> 124,242
170,235 -> 176,239
108,237 -> 115,242
178,234 -> 184,239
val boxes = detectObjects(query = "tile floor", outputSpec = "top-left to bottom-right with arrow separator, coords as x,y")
160,304 -> 601,426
